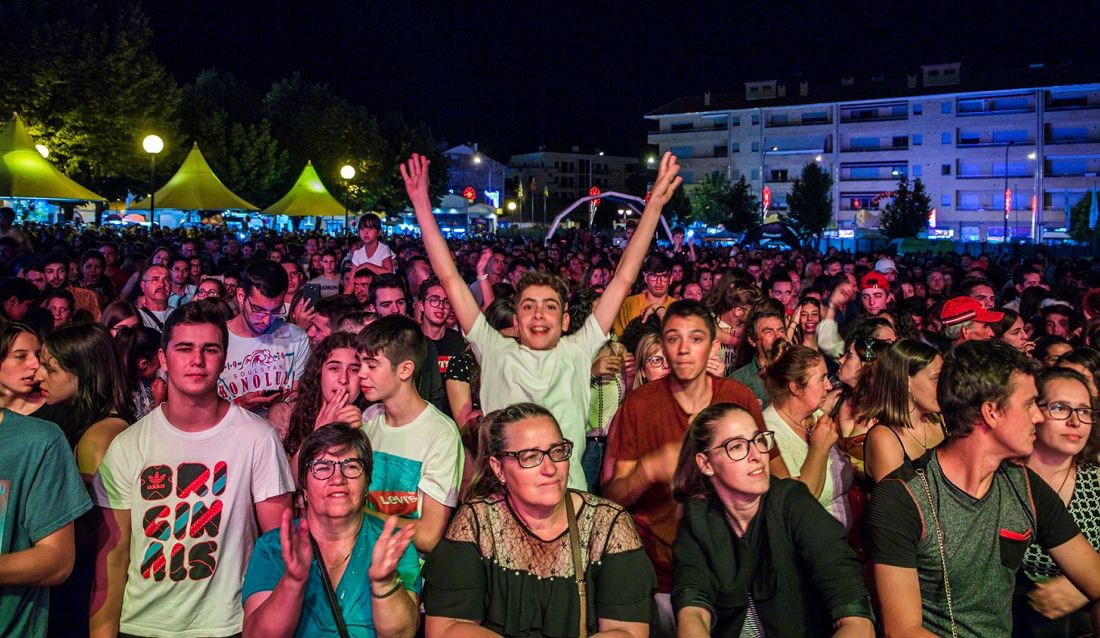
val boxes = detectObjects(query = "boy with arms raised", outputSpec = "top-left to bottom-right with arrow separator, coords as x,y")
357,314 -> 463,554
92,303 -> 294,637
401,152 -> 682,490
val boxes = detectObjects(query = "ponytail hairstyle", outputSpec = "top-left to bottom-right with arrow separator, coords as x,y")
672,403 -> 751,502
463,402 -> 560,502
762,344 -> 823,405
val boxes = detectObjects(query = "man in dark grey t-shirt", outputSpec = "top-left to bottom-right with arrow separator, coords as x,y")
868,341 -> 1100,637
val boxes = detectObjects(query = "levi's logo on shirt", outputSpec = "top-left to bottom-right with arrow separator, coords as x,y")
139,462 -> 228,582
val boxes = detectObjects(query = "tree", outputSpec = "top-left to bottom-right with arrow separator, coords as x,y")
786,162 -> 834,240
689,174 -> 758,233
1067,192 -> 1098,243
0,0 -> 181,198
880,176 -> 932,239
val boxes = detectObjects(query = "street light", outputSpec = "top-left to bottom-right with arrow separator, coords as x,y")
1003,140 -> 1016,251
761,146 -> 778,221
1028,152 -> 1038,242
646,155 -> 656,166
35,144 -> 48,159
340,164 -> 356,231
142,135 -> 164,223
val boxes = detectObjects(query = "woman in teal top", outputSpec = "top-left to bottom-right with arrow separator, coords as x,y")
243,425 -> 420,638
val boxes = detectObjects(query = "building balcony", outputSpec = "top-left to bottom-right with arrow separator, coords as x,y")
840,145 -> 908,153
839,114 -> 908,124
956,107 -> 1036,117
1045,136 -> 1100,145
956,173 -> 1033,180
957,140 -> 1036,148
651,124 -> 731,135
765,118 -> 832,128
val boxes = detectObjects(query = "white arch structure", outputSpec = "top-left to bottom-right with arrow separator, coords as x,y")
543,191 -> 673,245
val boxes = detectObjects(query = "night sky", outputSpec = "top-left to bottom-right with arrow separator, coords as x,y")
145,1 -> 1098,160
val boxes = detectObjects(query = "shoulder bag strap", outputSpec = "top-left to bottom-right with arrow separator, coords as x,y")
915,469 -> 957,638
564,491 -> 588,638
308,534 -> 351,638
139,306 -> 164,331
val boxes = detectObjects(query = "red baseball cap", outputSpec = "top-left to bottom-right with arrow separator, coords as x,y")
860,272 -> 890,291
941,296 -> 1004,327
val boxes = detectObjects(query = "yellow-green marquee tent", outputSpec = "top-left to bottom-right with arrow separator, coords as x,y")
0,114 -> 106,201
262,161 -> 346,217
130,143 -> 258,211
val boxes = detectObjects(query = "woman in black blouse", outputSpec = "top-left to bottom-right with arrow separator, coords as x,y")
422,402 -> 656,637
671,403 -> 874,638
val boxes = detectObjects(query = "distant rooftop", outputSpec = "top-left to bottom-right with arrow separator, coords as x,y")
646,62 -> 1100,117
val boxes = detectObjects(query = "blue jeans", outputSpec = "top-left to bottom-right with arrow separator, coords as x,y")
581,437 -> 606,494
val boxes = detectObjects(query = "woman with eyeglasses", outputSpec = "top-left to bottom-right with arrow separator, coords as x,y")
193,277 -> 225,301
1013,367 -> 1100,636
859,339 -> 945,484
632,330 -> 670,390
243,424 -> 420,637
671,403 -> 874,638
422,403 -> 656,637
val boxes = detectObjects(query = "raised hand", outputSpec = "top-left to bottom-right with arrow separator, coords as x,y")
315,388 -> 360,428
476,248 -> 492,277
809,414 -> 840,451
399,154 -> 432,206
368,515 -> 416,588
279,509 -> 313,585
646,152 -> 683,208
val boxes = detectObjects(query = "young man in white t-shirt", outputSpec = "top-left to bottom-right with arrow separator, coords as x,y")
92,302 -> 294,638
349,213 -> 394,275
357,314 -> 462,555
218,260 -> 311,416
400,151 -> 683,490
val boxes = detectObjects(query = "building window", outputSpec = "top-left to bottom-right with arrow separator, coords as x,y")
731,142 -> 740,153
942,164 -> 952,175
671,121 -> 693,131
770,114 -> 789,126
680,171 -> 693,184
752,114 -> 761,125
913,164 -> 922,177
669,146 -> 693,158
913,103 -> 923,115
941,132 -> 951,145
941,194 -> 951,207
941,101 -> 952,114
731,115 -> 741,127
913,134 -> 923,145
751,142 -> 760,152
712,145 -> 728,158
892,136 -> 908,148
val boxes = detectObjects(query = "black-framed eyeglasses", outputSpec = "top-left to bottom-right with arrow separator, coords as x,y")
307,458 -> 367,480
246,297 -> 287,320
499,440 -> 574,468
645,272 -> 671,281
705,431 -> 776,462
645,354 -> 669,368
1038,402 -> 1097,424
424,295 -> 452,309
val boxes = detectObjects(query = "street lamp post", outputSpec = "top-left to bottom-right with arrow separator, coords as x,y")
761,145 -> 778,222
142,135 -> 164,224
1027,151 -> 1038,243
340,164 -> 356,232
1003,140 -> 1015,252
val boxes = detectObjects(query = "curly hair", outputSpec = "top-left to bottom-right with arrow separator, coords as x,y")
284,332 -> 360,458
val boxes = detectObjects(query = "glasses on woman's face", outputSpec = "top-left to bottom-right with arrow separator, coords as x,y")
1038,402 -> 1098,424
424,295 -> 452,309
195,289 -> 219,299
645,354 -> 669,368
499,440 -> 573,468
706,431 -> 776,462
307,458 -> 367,480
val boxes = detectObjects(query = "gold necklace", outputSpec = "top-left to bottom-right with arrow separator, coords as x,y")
904,423 -> 929,450
1056,464 -> 1076,499
325,551 -> 352,569
777,405 -> 812,441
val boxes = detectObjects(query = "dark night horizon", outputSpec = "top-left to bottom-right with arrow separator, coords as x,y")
146,1 -> 1097,160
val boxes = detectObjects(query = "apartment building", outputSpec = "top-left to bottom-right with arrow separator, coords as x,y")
444,143 -> 508,208
646,63 -> 1100,242
508,147 -> 637,201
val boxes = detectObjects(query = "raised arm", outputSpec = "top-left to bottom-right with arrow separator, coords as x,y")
593,152 -> 682,334
401,155 -> 481,334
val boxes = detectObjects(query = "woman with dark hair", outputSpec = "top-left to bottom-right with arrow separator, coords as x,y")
270,332 -> 362,471
0,321 -> 44,415
1034,335 -> 1073,368
79,248 -> 115,303
243,425 -> 420,637
671,403 -> 874,637
704,270 -> 761,376
762,344 -> 854,527
114,325 -> 165,419
790,296 -> 822,350
100,300 -> 140,337
992,307 -> 1032,352
422,403 -> 655,637
35,322 -> 134,455
193,277 -> 226,301
860,339 -> 945,483
1056,347 -> 1100,398
1014,368 -> 1100,635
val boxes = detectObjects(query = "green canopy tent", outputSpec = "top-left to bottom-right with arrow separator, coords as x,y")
0,113 -> 106,202
262,161 -> 346,217
129,142 -> 258,212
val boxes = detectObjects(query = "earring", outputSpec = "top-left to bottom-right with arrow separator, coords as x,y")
702,469 -> 714,476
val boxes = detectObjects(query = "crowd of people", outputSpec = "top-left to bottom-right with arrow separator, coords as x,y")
1,150 -> 1099,637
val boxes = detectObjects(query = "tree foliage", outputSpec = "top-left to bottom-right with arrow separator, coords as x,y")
786,162 -> 834,239
880,176 -> 932,239
1067,191 -> 1098,243
0,0 -> 181,198
690,173 -> 759,232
